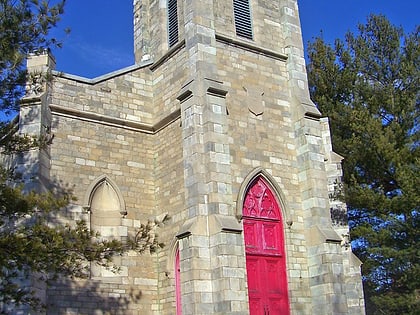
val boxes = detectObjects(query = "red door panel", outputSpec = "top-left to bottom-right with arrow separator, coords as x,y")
244,177 -> 290,315
266,258 -> 283,293
249,298 -> 265,315
244,221 -> 259,252
246,257 -> 261,294
268,298 -> 288,315
262,221 -> 281,254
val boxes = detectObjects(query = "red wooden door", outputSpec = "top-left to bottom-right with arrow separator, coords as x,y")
243,177 -> 290,315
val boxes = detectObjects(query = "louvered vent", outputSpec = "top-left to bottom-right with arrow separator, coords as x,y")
168,0 -> 178,47
233,0 -> 253,40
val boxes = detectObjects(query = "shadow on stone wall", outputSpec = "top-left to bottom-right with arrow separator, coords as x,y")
46,278 -> 142,315
5,107 -> 152,313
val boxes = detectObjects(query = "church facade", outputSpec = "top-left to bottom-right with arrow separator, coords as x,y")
15,0 -> 365,314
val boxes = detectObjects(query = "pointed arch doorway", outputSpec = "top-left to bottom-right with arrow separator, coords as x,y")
243,176 -> 290,315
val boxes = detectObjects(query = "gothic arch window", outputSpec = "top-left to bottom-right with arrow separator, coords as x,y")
237,168 -> 291,223
90,181 -> 120,237
233,0 -> 253,40
86,176 -> 125,238
241,174 -> 290,315
85,176 -> 126,278
168,0 -> 179,47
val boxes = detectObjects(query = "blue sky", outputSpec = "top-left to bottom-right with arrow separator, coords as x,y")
50,0 -> 419,79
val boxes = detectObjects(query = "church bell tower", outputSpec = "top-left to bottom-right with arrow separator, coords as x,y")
129,0 -> 365,314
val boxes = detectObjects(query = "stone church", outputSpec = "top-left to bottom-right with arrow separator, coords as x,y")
13,0 -> 365,314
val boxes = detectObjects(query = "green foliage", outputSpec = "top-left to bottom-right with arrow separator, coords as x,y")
307,14 -> 419,314
0,178 -> 123,308
0,165 -> 167,310
0,0 -> 67,114
0,167 -> 167,310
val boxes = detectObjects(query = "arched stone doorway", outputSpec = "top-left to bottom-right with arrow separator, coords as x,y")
243,176 -> 290,315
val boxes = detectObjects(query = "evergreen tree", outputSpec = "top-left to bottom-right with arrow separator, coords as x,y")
0,1 -> 164,311
307,15 -> 419,314
0,0 -> 68,113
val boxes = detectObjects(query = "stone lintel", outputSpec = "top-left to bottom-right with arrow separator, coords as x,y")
176,215 -> 241,239
205,78 -> 227,98
178,78 -> 227,103
176,217 -> 200,239
177,89 -> 193,104
295,99 -> 322,120
307,225 -> 342,246
20,96 -> 43,106
209,214 -> 242,235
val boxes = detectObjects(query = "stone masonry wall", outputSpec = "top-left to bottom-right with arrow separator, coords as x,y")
47,108 -> 160,314
10,0 -> 366,314
45,36 -> 191,314
215,40 -> 312,313
44,63 -> 182,314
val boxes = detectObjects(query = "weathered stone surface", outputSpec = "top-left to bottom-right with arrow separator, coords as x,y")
9,1 -> 365,314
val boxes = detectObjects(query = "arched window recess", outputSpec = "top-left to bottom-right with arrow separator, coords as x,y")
236,167 -> 292,228
83,175 -> 127,217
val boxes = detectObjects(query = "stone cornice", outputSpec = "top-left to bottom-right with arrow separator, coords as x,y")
215,33 -> 288,61
50,104 -> 180,134
51,60 -> 154,85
